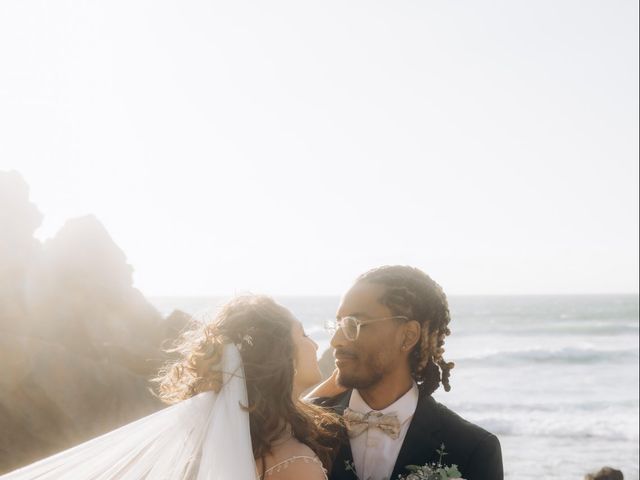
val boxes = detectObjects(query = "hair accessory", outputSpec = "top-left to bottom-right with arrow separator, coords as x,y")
236,334 -> 254,350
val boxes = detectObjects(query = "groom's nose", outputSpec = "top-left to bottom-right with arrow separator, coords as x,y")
330,324 -> 348,349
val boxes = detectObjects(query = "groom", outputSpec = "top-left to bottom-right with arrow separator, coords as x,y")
312,265 -> 503,480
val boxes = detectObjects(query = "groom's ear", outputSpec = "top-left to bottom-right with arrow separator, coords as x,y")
401,320 -> 421,352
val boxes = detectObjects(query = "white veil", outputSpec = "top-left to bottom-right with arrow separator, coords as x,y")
1,345 -> 257,480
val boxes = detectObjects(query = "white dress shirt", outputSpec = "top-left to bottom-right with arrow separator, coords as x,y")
348,383 -> 419,480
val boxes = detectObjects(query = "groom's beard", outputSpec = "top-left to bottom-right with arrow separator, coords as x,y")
337,368 -> 384,390
335,348 -> 386,390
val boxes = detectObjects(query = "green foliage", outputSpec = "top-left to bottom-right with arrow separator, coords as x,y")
344,444 -> 464,480
398,444 -> 463,480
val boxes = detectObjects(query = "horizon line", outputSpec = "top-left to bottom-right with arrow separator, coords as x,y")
144,291 -> 640,298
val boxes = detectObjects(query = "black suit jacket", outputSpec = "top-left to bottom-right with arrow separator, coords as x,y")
312,390 -> 503,480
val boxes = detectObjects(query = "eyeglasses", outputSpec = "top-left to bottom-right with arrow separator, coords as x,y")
324,315 -> 409,341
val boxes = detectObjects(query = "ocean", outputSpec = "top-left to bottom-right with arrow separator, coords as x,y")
149,294 -> 640,480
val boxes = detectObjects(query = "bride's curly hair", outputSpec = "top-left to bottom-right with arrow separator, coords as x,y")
154,295 -> 343,472
356,265 -> 455,396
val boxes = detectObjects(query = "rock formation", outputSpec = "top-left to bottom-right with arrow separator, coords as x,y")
0,171 -> 42,331
0,171 -> 189,473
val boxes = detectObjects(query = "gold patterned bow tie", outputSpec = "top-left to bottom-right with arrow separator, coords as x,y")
343,408 -> 401,439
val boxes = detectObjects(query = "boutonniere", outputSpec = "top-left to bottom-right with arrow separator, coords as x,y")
344,460 -> 358,477
343,444 -> 464,480
397,444 -> 464,480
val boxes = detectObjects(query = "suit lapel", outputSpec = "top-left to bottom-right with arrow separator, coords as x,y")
390,394 -> 443,480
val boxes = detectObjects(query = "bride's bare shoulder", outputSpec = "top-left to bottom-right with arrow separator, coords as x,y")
257,438 -> 327,480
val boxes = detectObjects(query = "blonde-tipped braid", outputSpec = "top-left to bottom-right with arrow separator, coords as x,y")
410,325 -> 454,394
414,324 -> 431,373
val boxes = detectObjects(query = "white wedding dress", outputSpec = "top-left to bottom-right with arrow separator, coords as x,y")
1,345 -> 258,480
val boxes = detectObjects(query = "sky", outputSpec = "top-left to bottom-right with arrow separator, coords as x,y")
1,0 -> 638,296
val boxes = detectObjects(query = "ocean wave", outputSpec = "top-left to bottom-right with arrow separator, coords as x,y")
470,415 -> 639,442
455,346 -> 639,365
453,323 -> 639,337
448,399 -> 639,414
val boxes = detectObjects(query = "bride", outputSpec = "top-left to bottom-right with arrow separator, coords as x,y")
2,295 -> 344,479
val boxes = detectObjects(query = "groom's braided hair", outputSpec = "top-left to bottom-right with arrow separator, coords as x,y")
155,295 -> 343,474
356,265 -> 454,396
